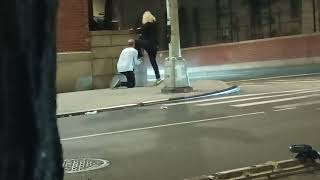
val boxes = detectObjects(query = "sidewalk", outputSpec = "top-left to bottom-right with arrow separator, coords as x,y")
57,80 -> 233,116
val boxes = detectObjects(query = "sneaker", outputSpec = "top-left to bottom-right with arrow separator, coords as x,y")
154,79 -> 163,86
110,77 -> 120,89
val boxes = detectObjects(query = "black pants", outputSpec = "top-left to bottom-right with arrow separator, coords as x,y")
120,71 -> 135,88
135,40 -> 160,79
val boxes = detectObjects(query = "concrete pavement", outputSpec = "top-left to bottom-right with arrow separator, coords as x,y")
58,74 -> 320,180
57,80 -> 231,116
57,64 -> 320,117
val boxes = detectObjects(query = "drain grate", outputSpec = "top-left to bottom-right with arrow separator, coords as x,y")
63,158 -> 110,174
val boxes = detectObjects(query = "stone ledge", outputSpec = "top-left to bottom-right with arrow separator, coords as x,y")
57,51 -> 93,63
91,30 -> 132,36
91,35 -> 112,47
92,46 -> 126,58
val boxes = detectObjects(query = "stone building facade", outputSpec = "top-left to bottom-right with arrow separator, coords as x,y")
56,0 -> 320,93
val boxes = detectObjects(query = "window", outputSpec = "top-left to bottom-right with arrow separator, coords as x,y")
290,0 -> 302,19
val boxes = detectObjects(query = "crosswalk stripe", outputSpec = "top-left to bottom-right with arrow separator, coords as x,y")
273,107 -> 297,112
196,89 -> 320,107
273,100 -> 320,109
260,81 -> 320,84
232,94 -> 320,107
165,88 -> 314,107
228,73 -> 320,83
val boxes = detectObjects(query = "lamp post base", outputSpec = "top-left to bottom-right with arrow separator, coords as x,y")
161,56 -> 193,94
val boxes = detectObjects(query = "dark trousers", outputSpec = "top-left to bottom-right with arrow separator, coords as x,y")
120,71 -> 135,88
135,40 -> 160,79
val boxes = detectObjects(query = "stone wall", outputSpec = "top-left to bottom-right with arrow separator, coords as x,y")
91,30 -> 134,89
302,0 -> 320,34
57,52 -> 93,93
56,31 -> 133,93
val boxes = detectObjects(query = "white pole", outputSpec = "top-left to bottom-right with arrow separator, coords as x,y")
162,0 -> 192,93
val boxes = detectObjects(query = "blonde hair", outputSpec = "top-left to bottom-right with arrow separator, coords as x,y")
142,11 -> 156,24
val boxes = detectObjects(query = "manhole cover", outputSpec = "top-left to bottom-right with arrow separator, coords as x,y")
63,158 -> 110,174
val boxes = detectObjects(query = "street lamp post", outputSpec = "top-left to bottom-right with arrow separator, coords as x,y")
161,0 -> 193,93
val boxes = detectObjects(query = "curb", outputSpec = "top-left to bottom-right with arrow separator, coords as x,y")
168,85 -> 240,101
57,85 -> 240,118
185,159 -> 320,180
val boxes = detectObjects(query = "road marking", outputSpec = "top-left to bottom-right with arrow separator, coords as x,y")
262,81 -> 320,84
166,89 -> 313,106
214,74 -> 243,77
61,112 -> 265,142
58,103 -> 138,117
240,84 -> 268,87
271,79 -> 320,82
142,99 -> 168,104
302,78 -> 320,81
273,107 -> 297,112
273,100 -> 320,109
232,94 -> 320,107
197,90 -> 320,107
228,73 -> 320,83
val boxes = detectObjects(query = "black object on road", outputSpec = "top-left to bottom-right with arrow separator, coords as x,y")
290,144 -> 320,161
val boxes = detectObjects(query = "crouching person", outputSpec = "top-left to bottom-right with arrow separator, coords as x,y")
111,39 -> 142,89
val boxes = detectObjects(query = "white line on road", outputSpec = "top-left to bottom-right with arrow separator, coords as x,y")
240,84 -> 268,87
229,73 -> 320,83
273,107 -> 297,112
58,103 -> 138,116
271,79 -> 320,82
166,89 -> 314,107
261,81 -> 320,84
214,74 -> 243,77
196,89 -> 320,107
232,94 -> 320,107
61,112 -> 265,142
273,100 -> 320,109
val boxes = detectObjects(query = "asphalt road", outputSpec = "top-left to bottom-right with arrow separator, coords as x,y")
283,172 -> 320,180
59,66 -> 320,180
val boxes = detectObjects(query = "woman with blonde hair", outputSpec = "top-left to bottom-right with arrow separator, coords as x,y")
135,11 -> 163,85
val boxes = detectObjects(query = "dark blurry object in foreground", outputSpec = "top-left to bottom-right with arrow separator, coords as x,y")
0,0 -> 64,180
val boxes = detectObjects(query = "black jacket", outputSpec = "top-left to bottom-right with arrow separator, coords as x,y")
141,22 -> 158,46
